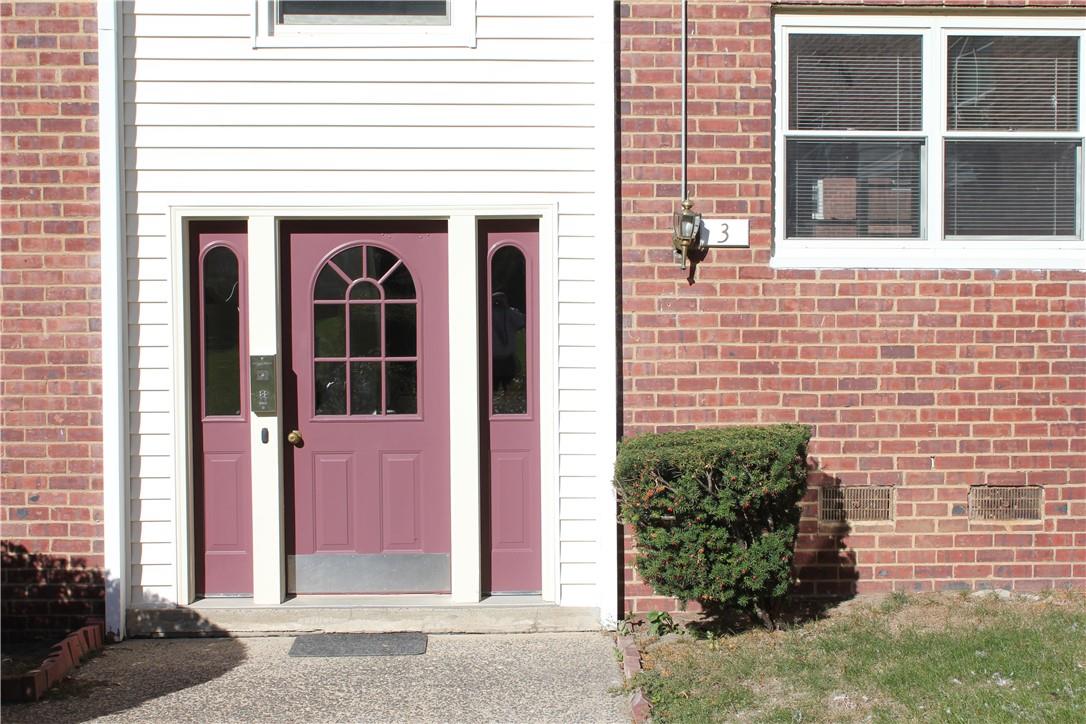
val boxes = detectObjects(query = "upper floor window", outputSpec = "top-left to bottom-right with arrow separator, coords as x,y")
774,15 -> 1084,269
255,0 -> 475,49
278,1 -> 450,26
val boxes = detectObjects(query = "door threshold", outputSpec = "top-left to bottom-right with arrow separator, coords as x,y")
129,596 -> 599,636
189,593 -> 548,609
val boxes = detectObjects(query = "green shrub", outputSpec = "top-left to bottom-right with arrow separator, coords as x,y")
614,425 -> 811,629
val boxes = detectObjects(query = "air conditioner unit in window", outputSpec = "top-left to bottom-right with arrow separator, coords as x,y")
811,177 -> 857,221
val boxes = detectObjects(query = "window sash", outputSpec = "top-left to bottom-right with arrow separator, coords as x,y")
946,35 -> 1079,132
278,0 -> 451,26
785,139 -> 925,240
944,139 -> 1082,239
788,34 -> 923,132
254,0 -> 474,48
779,24 -> 1083,244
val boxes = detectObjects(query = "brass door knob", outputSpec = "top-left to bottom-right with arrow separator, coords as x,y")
287,430 -> 303,446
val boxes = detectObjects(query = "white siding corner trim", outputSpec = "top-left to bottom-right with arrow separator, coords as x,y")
98,0 -> 129,640
591,0 -> 619,627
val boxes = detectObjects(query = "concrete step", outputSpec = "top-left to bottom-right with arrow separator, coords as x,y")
126,596 -> 602,637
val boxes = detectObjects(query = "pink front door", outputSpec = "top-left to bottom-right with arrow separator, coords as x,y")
283,222 -> 450,594
482,221 -> 541,593
192,222 -> 253,596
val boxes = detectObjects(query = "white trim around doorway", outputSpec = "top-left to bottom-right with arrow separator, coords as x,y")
168,203 -> 562,609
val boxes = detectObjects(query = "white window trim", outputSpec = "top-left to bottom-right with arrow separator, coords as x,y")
253,0 -> 476,49
772,14 -> 1086,270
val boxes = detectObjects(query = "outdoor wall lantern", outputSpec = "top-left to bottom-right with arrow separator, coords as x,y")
672,198 -> 704,270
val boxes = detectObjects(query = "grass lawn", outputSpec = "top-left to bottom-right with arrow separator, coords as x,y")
634,591 -> 1086,723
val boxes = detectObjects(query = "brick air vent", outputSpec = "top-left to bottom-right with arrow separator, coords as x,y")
968,486 -> 1043,521
819,486 -> 893,523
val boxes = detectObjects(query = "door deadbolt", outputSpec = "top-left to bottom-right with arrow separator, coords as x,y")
287,430 -> 303,446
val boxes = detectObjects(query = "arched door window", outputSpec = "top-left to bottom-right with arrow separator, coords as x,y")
490,245 -> 528,415
201,246 -> 241,417
311,244 -> 419,416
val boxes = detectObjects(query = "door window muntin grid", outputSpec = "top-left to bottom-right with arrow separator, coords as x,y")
311,243 -> 419,417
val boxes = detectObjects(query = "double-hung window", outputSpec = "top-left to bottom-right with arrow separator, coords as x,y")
774,15 -> 1084,269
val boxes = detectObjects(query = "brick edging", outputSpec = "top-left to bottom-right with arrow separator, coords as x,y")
617,634 -> 652,723
0,622 -> 105,702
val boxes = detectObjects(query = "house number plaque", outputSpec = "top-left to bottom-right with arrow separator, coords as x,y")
250,355 -> 277,415
700,218 -> 750,248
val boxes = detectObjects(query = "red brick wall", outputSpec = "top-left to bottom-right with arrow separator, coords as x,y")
1,0 -> 103,637
619,0 -> 1086,614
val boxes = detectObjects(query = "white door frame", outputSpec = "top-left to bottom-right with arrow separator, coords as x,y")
168,204 -> 559,606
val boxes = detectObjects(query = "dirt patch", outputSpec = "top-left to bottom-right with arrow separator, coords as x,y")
1,641 -> 55,679
852,591 -> 1084,636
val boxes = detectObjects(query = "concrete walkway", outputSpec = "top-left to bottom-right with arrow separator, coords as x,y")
2,633 -> 629,724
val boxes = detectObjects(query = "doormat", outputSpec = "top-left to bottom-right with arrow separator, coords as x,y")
288,633 -> 427,657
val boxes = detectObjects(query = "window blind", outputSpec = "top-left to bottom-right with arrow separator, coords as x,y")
948,36 -> 1079,131
786,140 -> 923,239
789,34 -> 923,131
944,140 -> 1080,237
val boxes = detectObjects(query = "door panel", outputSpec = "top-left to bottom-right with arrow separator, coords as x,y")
482,220 -> 541,594
284,221 -> 449,594
204,455 -> 244,547
381,453 -> 422,550
192,222 -> 253,597
492,452 -> 529,546
313,455 -> 352,549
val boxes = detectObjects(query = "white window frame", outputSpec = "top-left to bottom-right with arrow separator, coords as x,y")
773,14 -> 1086,270
253,0 -> 476,49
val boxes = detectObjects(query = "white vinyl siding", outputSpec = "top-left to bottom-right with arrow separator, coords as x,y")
123,0 -> 611,609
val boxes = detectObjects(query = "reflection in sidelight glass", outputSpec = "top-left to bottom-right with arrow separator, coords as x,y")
491,246 -> 527,415
203,246 -> 241,417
